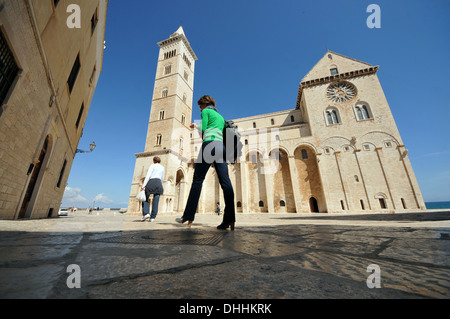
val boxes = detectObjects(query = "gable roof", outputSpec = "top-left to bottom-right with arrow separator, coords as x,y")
296,51 -> 379,109
171,26 -> 185,38
158,26 -> 198,61
301,51 -> 373,83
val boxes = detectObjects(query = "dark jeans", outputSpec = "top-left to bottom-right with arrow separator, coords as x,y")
182,141 -> 235,223
142,194 -> 160,219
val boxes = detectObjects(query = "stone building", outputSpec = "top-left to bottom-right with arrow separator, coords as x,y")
0,0 -> 108,219
128,27 -> 426,215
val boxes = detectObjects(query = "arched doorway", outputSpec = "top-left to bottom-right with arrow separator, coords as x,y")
294,146 -> 325,213
309,197 -> 319,213
174,169 -> 185,212
246,151 -> 267,212
269,148 -> 295,212
18,135 -> 51,219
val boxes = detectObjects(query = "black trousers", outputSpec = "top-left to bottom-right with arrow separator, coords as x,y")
182,141 -> 235,223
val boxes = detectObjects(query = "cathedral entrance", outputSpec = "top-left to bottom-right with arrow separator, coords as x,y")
246,152 -> 267,212
294,146 -> 325,213
309,197 -> 319,212
174,169 -> 185,212
270,149 -> 295,212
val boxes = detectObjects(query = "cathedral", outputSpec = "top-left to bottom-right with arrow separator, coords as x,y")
127,27 -> 426,215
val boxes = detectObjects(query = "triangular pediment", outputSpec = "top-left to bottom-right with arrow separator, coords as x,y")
302,51 -> 373,83
170,26 -> 185,38
158,26 -> 198,61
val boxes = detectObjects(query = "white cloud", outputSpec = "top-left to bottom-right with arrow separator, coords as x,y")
416,150 -> 450,158
93,193 -> 114,204
62,186 -> 90,205
61,187 -> 124,208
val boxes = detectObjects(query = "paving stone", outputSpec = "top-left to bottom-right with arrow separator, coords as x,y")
0,211 -> 449,300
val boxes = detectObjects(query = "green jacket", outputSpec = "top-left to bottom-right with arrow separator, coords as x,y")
201,108 -> 225,142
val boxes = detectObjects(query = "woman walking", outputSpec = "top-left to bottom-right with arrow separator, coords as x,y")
176,95 -> 235,230
141,157 -> 164,222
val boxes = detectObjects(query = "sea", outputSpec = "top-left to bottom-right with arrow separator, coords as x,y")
425,201 -> 450,210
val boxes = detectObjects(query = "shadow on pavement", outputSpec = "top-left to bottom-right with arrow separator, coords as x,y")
274,211 -> 450,222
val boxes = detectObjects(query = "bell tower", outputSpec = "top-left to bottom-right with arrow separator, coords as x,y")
128,27 -> 198,213
144,26 -> 197,153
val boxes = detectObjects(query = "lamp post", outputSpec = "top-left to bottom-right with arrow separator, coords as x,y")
76,142 -> 96,154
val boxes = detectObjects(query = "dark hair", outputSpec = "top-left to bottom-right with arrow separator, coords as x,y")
153,157 -> 161,163
197,95 -> 216,107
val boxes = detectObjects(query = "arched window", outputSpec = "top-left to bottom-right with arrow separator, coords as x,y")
164,64 -> 172,75
355,103 -> 372,121
0,29 -> 19,105
156,134 -> 162,145
401,198 -> 407,209
162,88 -> 168,98
376,193 -> 388,209
301,149 -> 308,159
309,197 -> 319,212
325,108 -> 340,125
259,201 -> 264,207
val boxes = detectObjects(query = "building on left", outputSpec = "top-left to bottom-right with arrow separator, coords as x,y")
0,0 -> 108,219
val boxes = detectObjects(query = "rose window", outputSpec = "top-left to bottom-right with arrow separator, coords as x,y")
326,82 -> 356,103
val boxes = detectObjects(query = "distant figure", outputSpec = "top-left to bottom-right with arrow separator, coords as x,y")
176,95 -> 235,230
216,202 -> 222,215
141,157 -> 165,222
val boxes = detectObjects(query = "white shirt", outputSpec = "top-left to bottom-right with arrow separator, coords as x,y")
142,163 -> 165,188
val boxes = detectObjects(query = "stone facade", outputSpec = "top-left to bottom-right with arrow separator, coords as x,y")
0,0 -> 108,219
128,28 -> 426,215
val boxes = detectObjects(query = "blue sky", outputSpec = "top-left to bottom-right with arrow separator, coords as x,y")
62,0 -> 450,208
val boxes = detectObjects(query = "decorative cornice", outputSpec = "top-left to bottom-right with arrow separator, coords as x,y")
158,34 -> 198,61
238,123 -> 309,137
296,66 -> 379,108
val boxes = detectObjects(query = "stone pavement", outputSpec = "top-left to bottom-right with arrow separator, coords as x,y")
0,210 -> 449,300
